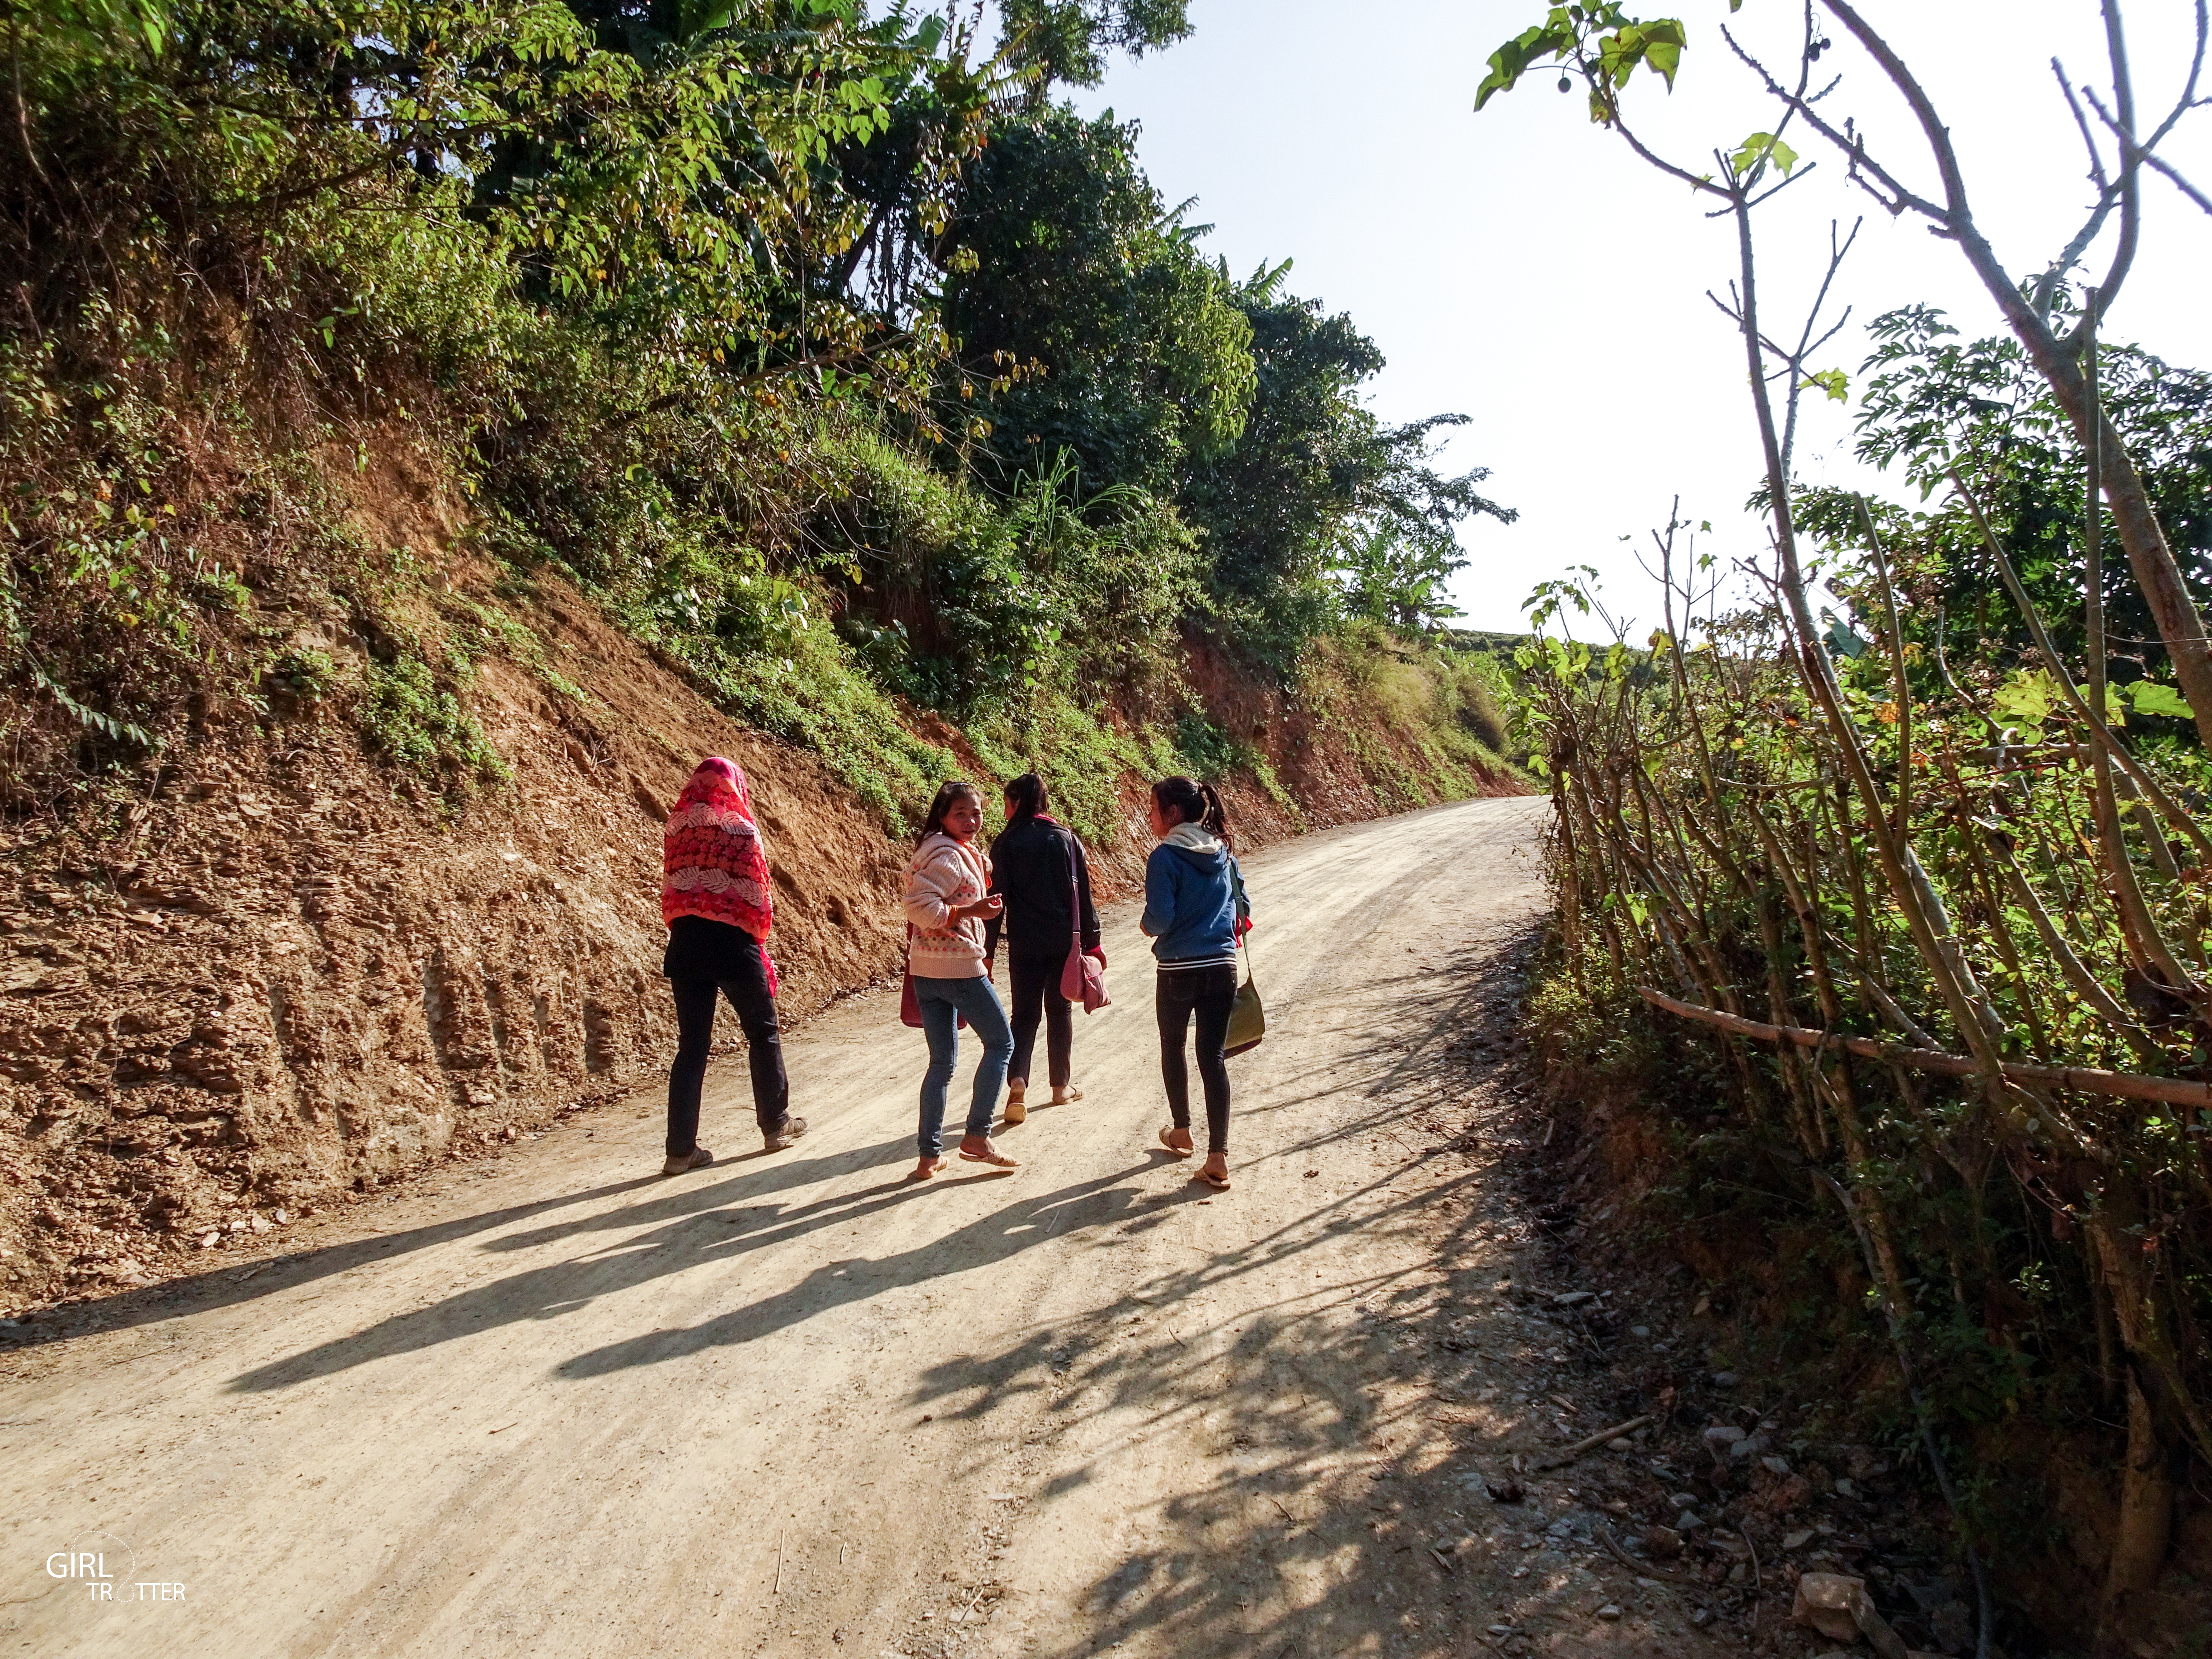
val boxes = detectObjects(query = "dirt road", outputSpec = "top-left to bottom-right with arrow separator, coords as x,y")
5,797 -> 1721,1658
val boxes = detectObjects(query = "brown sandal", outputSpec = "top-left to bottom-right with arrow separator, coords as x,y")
1158,1126 -> 1193,1158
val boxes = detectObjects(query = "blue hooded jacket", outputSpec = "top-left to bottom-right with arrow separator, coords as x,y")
1141,829 -> 1246,968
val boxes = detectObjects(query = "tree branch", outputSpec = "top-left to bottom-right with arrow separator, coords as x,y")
1726,18 -> 1945,220
2032,57 -> 2121,319
2085,85 -> 2212,217
1640,988 -> 2184,1115
2073,0 -> 2144,343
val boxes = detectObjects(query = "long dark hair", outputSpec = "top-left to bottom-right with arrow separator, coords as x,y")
1003,772 -> 1048,825
919,779 -> 982,845
1152,775 -> 1230,848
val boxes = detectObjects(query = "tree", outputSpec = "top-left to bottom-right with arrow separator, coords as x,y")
1795,304 -> 2212,678
1477,0 -> 2212,1620
1180,266 -> 1513,651
998,0 -> 1193,95
938,108 -> 1256,494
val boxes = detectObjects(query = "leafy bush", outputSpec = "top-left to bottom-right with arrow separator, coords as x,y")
357,655 -> 508,789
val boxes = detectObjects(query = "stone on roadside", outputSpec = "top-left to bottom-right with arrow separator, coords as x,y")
1783,1527 -> 1814,1550
1793,1573 -> 1869,1642
1794,1572 -> 1910,1659
1645,1524 -> 1681,1558
1596,1604 -> 1622,1620
1762,1454 -> 1791,1475
1554,1290 -> 1597,1307
1702,1425 -> 1747,1452
1710,1370 -> 1739,1387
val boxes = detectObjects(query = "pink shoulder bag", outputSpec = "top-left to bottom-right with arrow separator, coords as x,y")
1058,843 -> 1109,1013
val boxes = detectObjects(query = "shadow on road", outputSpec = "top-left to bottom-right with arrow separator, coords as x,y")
908,928 -> 1547,1659
230,1153 -> 1156,1392
10,1126 -> 908,1354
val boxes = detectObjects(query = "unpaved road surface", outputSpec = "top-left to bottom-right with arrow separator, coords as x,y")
4,797 -> 1731,1658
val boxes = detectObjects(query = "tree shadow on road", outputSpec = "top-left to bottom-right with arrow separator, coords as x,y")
230,925 -> 1537,1404
897,924 -> 1556,1659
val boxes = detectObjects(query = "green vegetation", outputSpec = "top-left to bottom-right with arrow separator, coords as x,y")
358,654 -> 510,787
1481,1 -> 2212,1626
0,0 -> 1513,826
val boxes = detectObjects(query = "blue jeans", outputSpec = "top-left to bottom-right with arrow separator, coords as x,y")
914,974 -> 1013,1156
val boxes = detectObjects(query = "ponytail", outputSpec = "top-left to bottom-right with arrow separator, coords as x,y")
1199,782 -> 1230,847
1003,772 -> 1048,826
1152,775 -> 1233,849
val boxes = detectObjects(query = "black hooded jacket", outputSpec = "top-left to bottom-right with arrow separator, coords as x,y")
984,815 -> 1101,962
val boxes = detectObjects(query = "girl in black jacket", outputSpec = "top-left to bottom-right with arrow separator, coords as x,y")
985,773 -> 1101,1123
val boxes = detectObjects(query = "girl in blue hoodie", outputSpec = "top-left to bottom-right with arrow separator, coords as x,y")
1139,776 -> 1249,1190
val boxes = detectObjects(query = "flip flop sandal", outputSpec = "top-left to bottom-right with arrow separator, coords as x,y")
959,1146 -> 1021,1169
909,1158 -> 946,1181
1194,1167 -> 1231,1191
1158,1126 -> 1193,1157
1051,1085 -> 1084,1105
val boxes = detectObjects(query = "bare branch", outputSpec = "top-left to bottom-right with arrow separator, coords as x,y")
2029,57 -> 2121,319
2138,0 -> 2209,155
2055,58 -> 2113,196
1583,56 -> 1729,198
2072,0 -> 2144,342
1727,18 -> 1946,220
2085,85 -> 2212,217
1703,159 -> 1824,218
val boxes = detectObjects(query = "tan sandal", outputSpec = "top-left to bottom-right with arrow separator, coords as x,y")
1195,1164 -> 1231,1190
1050,1084 -> 1084,1106
1158,1126 -> 1193,1158
1003,1082 -> 1026,1125
909,1157 -> 946,1181
959,1139 -> 1020,1169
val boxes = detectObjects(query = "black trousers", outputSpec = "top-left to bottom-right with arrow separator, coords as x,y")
1157,962 -> 1237,1155
666,935 -> 787,1155
1007,944 -> 1073,1089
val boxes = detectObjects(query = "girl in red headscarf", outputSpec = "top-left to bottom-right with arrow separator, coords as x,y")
661,757 -> 806,1173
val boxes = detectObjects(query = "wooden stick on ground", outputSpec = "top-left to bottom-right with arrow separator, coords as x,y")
1639,987 -> 2212,1110
1530,1412 -> 1654,1471
1599,1522 -> 1691,1585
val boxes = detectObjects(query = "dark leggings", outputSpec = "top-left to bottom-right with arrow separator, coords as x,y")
1007,945 -> 1073,1089
667,947 -> 787,1156
1157,963 -> 1237,1156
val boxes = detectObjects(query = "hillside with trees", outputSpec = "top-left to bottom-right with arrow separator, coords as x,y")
0,8 -> 1518,1299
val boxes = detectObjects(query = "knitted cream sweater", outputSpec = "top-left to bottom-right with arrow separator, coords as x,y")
902,833 -> 992,979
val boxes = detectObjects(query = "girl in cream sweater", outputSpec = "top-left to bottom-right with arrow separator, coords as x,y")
902,782 -> 1020,1176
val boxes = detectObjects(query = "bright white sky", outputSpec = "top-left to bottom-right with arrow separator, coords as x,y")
1063,1 -> 2212,634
